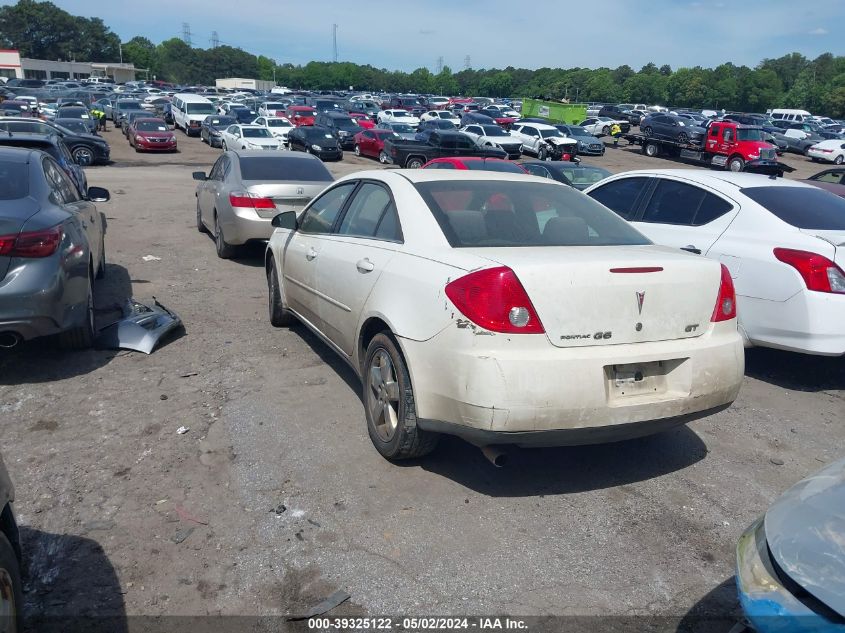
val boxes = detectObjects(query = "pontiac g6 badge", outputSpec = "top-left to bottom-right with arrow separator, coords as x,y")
636,291 -> 646,315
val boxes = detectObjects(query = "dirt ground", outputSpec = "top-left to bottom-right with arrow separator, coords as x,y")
1,124 -> 843,631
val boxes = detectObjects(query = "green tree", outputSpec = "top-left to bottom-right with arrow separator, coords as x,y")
121,36 -> 157,74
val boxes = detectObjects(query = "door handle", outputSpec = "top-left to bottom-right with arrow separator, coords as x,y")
356,258 -> 375,273
306,248 -> 318,261
681,245 -> 702,255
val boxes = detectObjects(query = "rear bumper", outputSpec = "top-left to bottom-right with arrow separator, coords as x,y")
806,148 -> 839,162
740,290 -> 845,356
220,207 -> 275,245
0,254 -> 88,340
400,321 -> 743,444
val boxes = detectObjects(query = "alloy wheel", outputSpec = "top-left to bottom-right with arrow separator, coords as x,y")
367,349 -> 400,442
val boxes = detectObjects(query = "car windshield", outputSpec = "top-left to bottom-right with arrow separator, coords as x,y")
334,118 -> 358,130
208,117 -> 235,126
374,131 -> 399,140
0,161 -> 28,199
414,180 -> 650,247
540,129 -> 564,139
56,120 -> 89,133
567,126 -> 590,135
187,103 -> 216,114
264,103 -> 285,110
118,101 -> 142,109
267,119 -> 292,127
737,128 -> 765,141
465,161 -> 525,173
391,124 -> 414,133
238,156 -> 333,181
482,126 -> 508,137
742,186 -> 845,230
242,128 -> 272,138
60,108 -> 88,118
136,121 -> 169,131
555,166 -> 612,190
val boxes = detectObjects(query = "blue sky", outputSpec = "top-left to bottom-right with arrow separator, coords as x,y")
6,0 -> 845,72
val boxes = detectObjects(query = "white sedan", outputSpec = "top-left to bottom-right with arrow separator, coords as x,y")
420,110 -> 462,127
219,124 -> 283,151
580,117 -> 627,137
808,139 -> 845,165
252,116 -> 294,145
258,102 -> 289,118
377,109 -> 420,127
585,169 -> 845,355
265,170 -> 743,461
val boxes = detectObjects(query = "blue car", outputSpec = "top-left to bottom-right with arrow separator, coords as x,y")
736,456 -> 845,632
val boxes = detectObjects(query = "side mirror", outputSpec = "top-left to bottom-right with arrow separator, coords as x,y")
192,171 -> 207,181
271,211 -> 297,230
87,186 -> 110,202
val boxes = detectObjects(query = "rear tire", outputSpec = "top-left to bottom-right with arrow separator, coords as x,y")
222,141 -> 228,151
677,132 -> 689,144
58,267 -> 95,349
405,156 -> 425,169
363,332 -> 439,460
602,125 -> 610,135
267,260 -> 295,327
644,142 -> 659,157
196,200 -> 207,233
0,532 -> 23,633
379,151 -> 389,164
214,213 -> 236,259
643,126 -> 653,137
95,235 -> 106,279
835,155 -> 844,165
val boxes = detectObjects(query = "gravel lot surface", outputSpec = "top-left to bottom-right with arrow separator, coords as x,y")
2,124 -> 842,630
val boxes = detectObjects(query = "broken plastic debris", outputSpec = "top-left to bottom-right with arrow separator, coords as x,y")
142,255 -> 161,261
96,297 -> 181,354
176,426 -> 189,435
288,590 -> 350,621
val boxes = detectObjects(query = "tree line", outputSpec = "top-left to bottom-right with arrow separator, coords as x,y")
2,0 -> 844,117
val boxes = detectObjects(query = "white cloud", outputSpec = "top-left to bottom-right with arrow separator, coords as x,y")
808,27 -> 829,35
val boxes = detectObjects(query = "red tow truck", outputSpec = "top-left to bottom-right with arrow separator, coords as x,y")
624,121 -> 779,172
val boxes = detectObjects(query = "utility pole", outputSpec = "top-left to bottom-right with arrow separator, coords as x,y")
332,24 -> 338,63
119,42 -> 123,64
464,55 -> 471,70
211,31 -> 219,48
436,56 -> 444,74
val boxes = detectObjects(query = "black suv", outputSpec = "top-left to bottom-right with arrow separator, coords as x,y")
0,133 -> 88,194
314,112 -> 363,149
0,117 -> 110,165
598,104 -> 640,126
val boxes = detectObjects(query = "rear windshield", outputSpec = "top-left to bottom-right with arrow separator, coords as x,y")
238,157 -> 333,182
0,161 -> 28,199
465,161 -> 525,173
414,181 -> 651,248
742,186 -> 845,230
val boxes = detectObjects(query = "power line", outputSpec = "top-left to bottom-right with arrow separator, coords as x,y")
181,22 -> 192,47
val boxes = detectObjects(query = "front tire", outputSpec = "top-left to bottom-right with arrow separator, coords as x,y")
728,155 -> 745,172
363,332 -> 439,460
538,146 -> 548,161
677,132 -> 689,144
354,144 -> 361,157
267,260 -> 294,327
222,141 -> 228,151
602,125 -> 610,135
0,532 -> 22,633
405,156 -> 425,169
196,200 -> 207,233
71,146 -> 94,166
644,142 -> 659,157
643,126 -> 653,137
379,151 -> 389,164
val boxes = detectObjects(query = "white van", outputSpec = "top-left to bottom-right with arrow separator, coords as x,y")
770,108 -> 812,122
172,94 -> 217,136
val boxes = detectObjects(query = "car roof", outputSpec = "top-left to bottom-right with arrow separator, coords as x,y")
358,168 -> 551,185
230,149 -> 317,159
0,146 -> 35,162
606,168 -> 817,190
518,122 -> 557,130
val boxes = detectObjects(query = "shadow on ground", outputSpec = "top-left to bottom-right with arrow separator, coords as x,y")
21,525 -> 126,633
744,347 -> 845,392
407,424 -> 708,496
677,577 -> 743,633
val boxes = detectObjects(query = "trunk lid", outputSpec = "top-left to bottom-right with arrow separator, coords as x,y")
0,198 -> 41,282
463,245 -> 722,347
244,181 -> 327,219
798,230 -> 845,269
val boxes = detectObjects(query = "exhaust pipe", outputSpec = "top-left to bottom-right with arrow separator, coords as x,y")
480,445 -> 508,468
0,332 -> 22,349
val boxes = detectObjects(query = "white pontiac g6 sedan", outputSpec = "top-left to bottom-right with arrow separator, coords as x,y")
265,171 -> 744,460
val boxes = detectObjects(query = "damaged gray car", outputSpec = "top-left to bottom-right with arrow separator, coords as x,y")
0,146 -> 108,350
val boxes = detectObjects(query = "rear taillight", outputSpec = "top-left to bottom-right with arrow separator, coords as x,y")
229,192 -> 276,210
0,226 -> 62,258
774,248 -> 845,294
711,263 -> 737,322
445,266 -> 544,334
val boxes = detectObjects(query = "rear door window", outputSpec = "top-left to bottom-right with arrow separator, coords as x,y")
337,183 -> 400,241
640,179 -> 731,226
741,186 -> 845,229
587,177 -> 650,220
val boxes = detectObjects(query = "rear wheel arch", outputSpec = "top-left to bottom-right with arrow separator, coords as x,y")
358,317 -> 392,375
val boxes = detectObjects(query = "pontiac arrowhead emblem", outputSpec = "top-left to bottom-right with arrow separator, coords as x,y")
636,291 -> 645,315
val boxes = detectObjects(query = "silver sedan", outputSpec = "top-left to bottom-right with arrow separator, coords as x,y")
193,150 -> 334,258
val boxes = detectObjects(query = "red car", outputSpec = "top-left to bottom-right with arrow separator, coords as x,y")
286,106 -> 316,127
421,157 -> 529,173
353,129 -> 400,163
348,112 -> 375,129
128,118 -> 177,152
